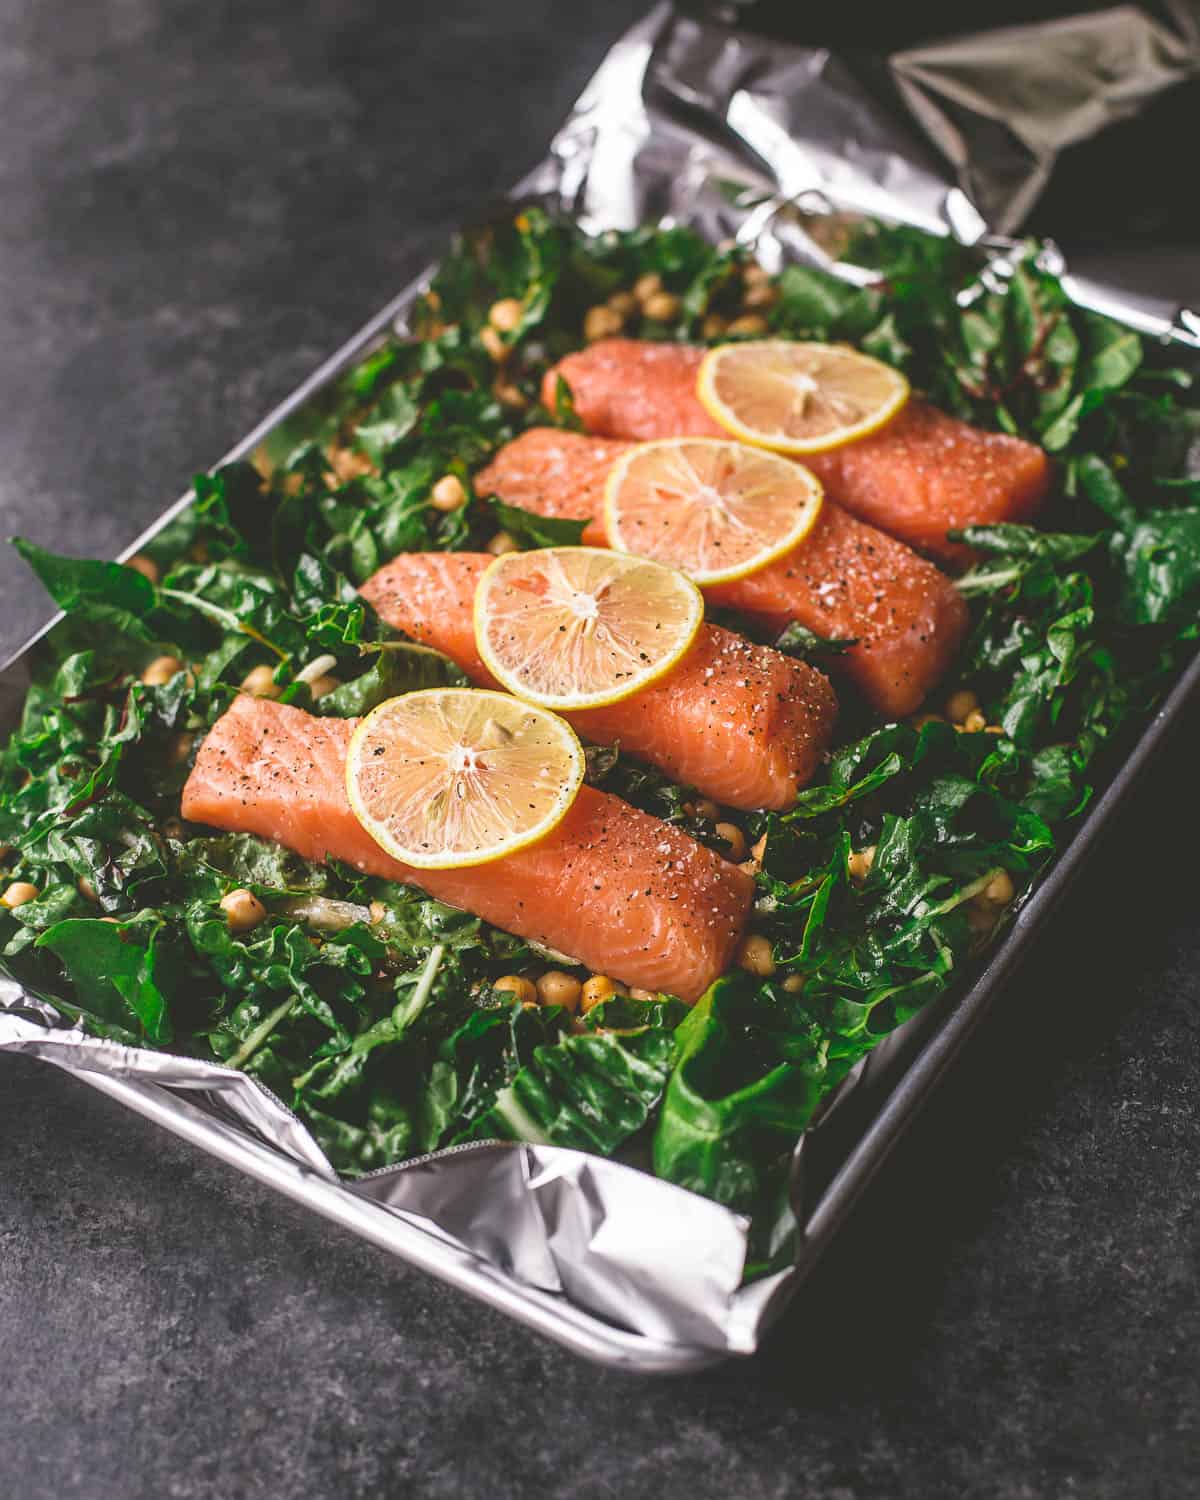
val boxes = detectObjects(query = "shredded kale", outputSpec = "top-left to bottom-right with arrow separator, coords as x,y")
3,210 -> 1198,1264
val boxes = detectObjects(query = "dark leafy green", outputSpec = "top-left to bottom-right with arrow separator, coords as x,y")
463,996 -> 685,1154
313,642 -> 468,717
13,541 -> 160,644
773,622 -> 858,665
654,977 -> 828,1213
36,912 -> 180,1044
486,499 -> 589,550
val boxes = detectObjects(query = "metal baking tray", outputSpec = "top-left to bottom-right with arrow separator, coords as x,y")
4,4 -> 1200,1372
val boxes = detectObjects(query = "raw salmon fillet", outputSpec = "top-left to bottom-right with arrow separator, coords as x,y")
361,552 -> 838,811
476,429 -> 968,718
182,696 -> 752,1002
543,339 -> 1052,565
544,340 -> 726,444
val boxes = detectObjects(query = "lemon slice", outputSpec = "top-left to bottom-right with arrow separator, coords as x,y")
697,340 -> 910,455
345,688 -> 585,869
603,437 -> 824,585
474,546 -> 704,711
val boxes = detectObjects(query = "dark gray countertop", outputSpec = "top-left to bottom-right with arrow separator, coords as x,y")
3,4 -> 1200,1496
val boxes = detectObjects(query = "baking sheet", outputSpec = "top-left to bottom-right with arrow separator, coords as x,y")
3,2 -> 1199,1369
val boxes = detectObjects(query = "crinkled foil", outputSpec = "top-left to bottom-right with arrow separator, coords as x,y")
4,4 -> 1199,1370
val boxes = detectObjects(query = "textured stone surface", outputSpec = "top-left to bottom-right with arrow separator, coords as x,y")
3,4 -> 1200,1497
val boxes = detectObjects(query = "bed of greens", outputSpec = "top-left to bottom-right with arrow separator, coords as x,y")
2,208 -> 1198,1267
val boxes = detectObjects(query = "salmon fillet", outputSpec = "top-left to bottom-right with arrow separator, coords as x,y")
182,696 -> 753,1002
361,553 -> 839,811
543,339 -> 1053,566
544,340 -> 727,443
476,429 -> 968,718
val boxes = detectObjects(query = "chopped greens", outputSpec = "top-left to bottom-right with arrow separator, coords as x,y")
3,209 -> 1198,1265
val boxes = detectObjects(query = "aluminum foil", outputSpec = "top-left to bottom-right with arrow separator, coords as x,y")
888,3 -> 1200,234
4,3 -> 1200,1369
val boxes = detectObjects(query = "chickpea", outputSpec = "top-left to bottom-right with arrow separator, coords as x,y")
306,675 -> 339,701
701,313 -> 727,340
628,986 -> 657,1003
742,282 -> 779,311
983,869 -> 1015,906
580,975 -> 628,1013
583,305 -> 624,342
78,876 -> 98,904
692,798 -> 720,822
166,732 -> 194,766
607,291 -> 637,318
740,835 -> 768,877
324,444 -> 375,486
488,297 -> 523,334
494,974 -> 538,1006
727,314 -> 768,337
945,689 -> 979,724
848,845 -> 876,882
220,888 -> 266,932
1,881 -> 39,909
632,272 -> 662,305
737,933 -> 776,977
487,531 -> 519,556
430,474 -> 466,512
479,325 -> 507,362
714,821 -> 747,862
141,655 -> 185,687
642,291 -> 681,322
537,971 -> 582,1012
240,664 -> 281,699
125,554 -> 159,586
967,901 -> 996,934
963,709 -> 987,734
494,380 -> 528,410
782,973 -> 806,994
